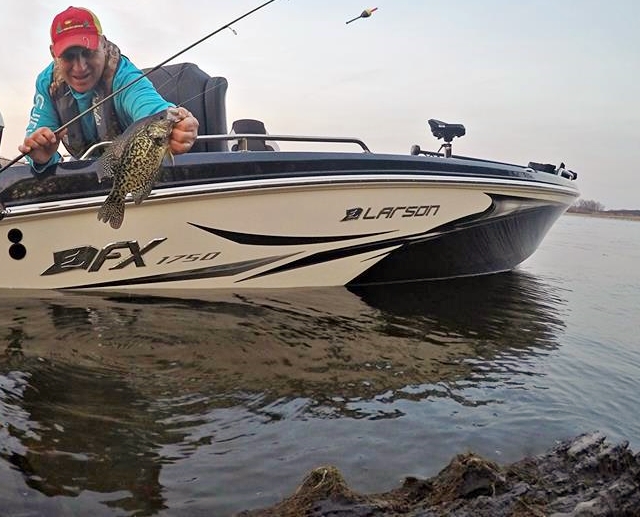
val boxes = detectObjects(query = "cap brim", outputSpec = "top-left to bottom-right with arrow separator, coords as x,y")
52,33 -> 100,58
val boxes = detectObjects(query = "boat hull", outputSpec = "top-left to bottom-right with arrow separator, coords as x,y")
0,152 -> 579,290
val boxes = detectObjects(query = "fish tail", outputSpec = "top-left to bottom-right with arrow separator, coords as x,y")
98,193 -> 126,229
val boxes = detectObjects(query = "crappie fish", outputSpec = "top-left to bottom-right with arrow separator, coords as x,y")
97,107 -> 184,229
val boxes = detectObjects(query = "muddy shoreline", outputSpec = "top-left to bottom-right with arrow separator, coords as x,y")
237,432 -> 640,516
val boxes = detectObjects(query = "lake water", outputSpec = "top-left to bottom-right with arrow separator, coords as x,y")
1,214 -> 639,516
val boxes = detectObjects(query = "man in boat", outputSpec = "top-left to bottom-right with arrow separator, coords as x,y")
19,6 -> 199,171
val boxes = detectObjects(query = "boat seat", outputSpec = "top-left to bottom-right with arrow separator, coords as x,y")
230,119 -> 276,151
428,119 -> 466,143
143,62 -> 228,152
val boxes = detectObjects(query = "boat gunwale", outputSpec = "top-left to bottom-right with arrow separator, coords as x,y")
0,148 -> 579,216
2,172 -> 579,218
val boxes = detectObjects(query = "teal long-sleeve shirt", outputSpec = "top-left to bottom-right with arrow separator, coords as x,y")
25,55 -> 171,171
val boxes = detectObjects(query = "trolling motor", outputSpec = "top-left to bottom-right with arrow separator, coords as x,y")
411,119 -> 466,158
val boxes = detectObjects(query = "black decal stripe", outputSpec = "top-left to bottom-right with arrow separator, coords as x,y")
63,253 -> 299,289
238,236 -> 412,283
236,196 -> 509,282
188,222 -> 394,246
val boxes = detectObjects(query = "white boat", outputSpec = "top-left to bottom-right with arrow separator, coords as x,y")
0,63 -> 578,291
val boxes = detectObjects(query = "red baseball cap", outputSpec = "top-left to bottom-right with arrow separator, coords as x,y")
50,6 -> 103,58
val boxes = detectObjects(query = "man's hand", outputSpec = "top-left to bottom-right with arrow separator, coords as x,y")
19,127 -> 65,165
169,107 -> 199,155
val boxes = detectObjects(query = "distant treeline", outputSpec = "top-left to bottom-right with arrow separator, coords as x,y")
568,199 -> 640,218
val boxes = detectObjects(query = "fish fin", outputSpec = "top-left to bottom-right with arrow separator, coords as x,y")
97,192 -> 125,229
96,135 -> 130,182
132,178 -> 156,205
162,150 -> 175,167
132,166 -> 163,205
96,151 -> 116,182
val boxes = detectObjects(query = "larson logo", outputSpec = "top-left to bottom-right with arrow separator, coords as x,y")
42,238 -> 166,276
341,205 -> 440,221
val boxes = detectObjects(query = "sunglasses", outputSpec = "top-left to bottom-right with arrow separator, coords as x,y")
60,47 -> 98,62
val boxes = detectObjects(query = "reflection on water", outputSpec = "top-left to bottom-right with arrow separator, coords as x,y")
0,271 -> 567,515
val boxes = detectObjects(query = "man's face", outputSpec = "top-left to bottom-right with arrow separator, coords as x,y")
54,37 -> 106,93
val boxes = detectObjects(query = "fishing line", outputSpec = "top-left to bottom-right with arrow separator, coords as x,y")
172,81 -> 227,113
0,0 -> 279,174
145,67 -> 227,112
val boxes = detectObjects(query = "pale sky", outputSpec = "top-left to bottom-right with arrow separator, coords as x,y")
1,0 -> 638,209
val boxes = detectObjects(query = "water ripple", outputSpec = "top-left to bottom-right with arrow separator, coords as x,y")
0,216 -> 638,515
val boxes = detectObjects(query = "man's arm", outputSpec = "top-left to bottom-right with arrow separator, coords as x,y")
19,66 -> 64,170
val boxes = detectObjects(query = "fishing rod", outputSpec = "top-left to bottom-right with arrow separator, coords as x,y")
0,0 -> 278,175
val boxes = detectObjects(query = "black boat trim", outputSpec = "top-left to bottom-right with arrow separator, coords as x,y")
60,253 -> 299,289
188,222 -> 395,246
235,201 -> 499,282
1,150 -> 578,211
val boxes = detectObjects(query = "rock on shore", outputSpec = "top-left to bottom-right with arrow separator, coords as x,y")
237,432 -> 640,516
